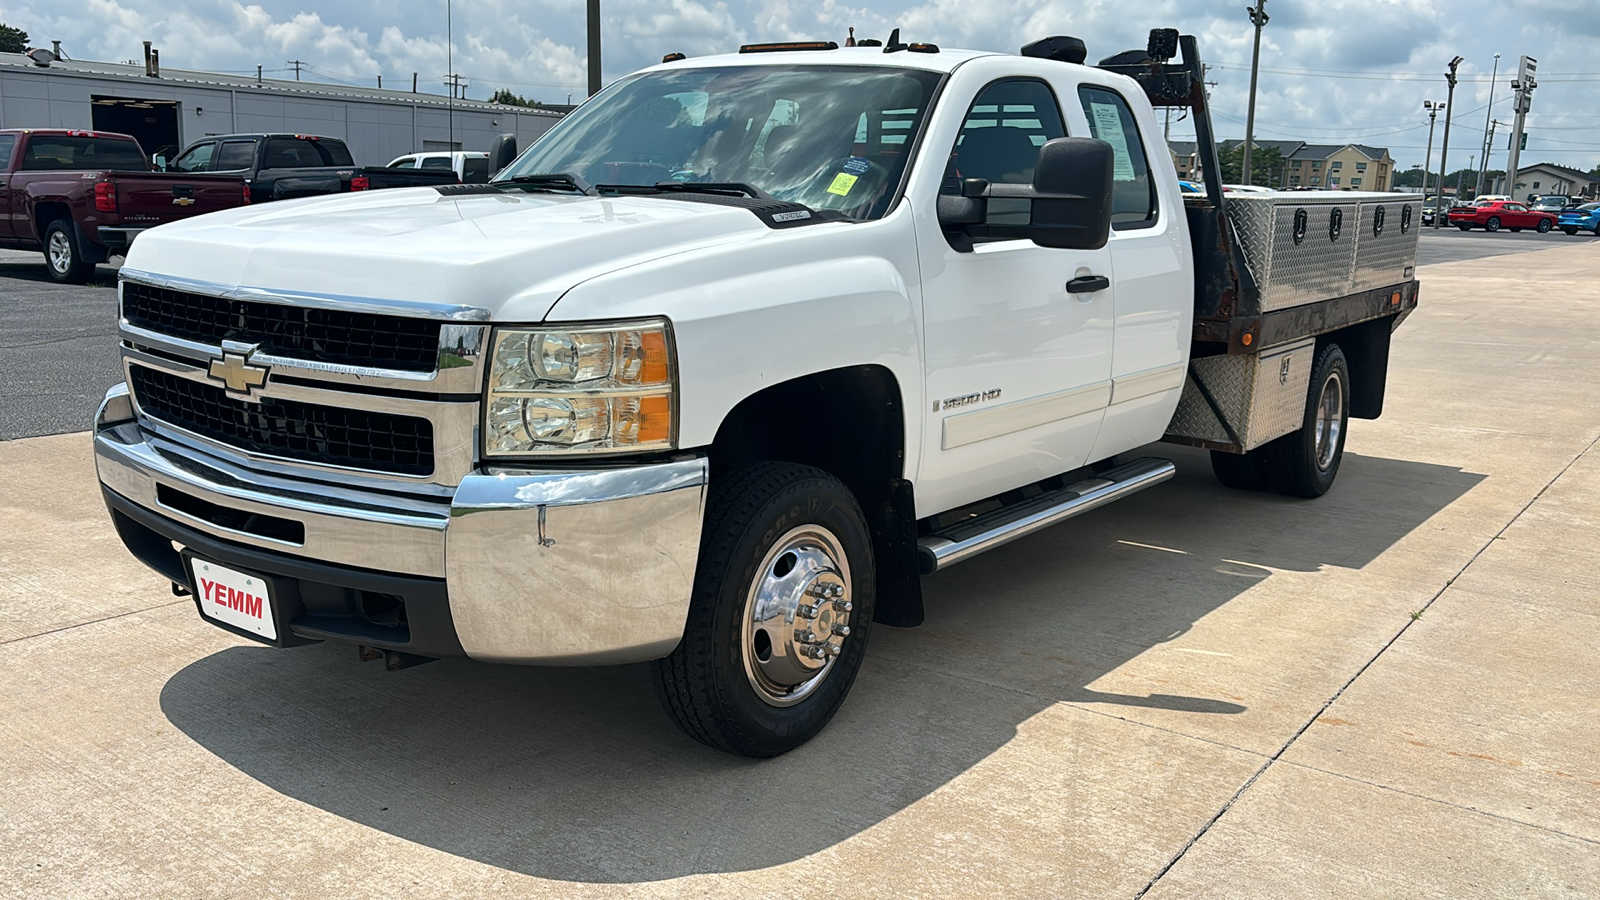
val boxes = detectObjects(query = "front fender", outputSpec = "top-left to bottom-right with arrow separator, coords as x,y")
542,209 -> 926,461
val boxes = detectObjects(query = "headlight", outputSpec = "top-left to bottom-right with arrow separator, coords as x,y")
484,319 -> 675,456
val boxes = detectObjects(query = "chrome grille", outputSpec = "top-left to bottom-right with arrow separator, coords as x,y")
129,366 -> 435,476
122,282 -> 443,373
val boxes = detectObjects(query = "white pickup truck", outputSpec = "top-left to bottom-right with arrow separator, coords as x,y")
94,30 -> 1419,757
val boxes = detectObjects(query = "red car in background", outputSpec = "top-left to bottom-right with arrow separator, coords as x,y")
1448,199 -> 1557,234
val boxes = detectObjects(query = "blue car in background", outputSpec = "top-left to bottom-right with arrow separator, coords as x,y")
1558,201 -> 1600,235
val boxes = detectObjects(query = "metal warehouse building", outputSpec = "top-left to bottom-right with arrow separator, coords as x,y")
0,50 -> 564,167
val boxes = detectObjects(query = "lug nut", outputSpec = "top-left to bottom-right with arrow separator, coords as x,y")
798,603 -> 820,619
826,642 -> 842,657
829,584 -> 844,598
832,624 -> 850,638
804,645 -> 828,660
808,583 -> 831,597
794,628 -> 818,644
834,600 -> 853,613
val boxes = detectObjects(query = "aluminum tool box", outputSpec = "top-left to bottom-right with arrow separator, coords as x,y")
1224,191 -> 1422,312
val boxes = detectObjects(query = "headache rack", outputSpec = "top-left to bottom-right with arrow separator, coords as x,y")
1093,31 -> 1420,454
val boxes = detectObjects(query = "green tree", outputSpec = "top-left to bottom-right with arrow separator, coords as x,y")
489,88 -> 527,106
1215,143 -> 1284,187
0,23 -> 30,53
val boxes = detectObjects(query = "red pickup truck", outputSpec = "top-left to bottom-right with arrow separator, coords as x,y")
0,129 -> 247,283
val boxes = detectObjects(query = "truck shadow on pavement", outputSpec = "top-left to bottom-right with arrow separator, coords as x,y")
159,445 -> 1484,882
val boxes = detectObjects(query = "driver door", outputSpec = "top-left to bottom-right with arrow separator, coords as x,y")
914,77 -> 1114,514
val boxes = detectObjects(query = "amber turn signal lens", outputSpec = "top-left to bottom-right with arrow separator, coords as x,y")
636,394 -> 673,444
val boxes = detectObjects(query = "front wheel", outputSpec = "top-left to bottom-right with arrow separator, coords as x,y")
43,219 -> 96,284
1485,216 -> 1502,232
1261,343 -> 1350,499
1536,218 -> 1553,233
652,462 -> 875,757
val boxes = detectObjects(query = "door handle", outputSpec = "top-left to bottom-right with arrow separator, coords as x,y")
1065,274 -> 1109,294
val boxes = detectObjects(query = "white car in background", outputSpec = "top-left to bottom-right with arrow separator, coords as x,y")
387,151 -> 492,184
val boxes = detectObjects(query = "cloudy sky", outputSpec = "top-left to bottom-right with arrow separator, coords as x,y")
5,0 -> 1599,173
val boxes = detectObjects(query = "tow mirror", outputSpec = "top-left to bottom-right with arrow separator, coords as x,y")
488,133 -> 518,177
1023,137 -> 1114,249
935,138 -> 1114,251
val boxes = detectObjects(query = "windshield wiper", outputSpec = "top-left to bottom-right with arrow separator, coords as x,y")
595,181 -> 776,201
496,172 -> 598,196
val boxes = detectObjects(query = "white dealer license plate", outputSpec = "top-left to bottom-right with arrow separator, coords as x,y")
190,558 -> 278,641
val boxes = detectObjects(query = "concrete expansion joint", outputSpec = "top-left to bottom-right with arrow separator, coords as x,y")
1277,759 -> 1600,847
1135,430 -> 1600,899
0,598 -> 189,649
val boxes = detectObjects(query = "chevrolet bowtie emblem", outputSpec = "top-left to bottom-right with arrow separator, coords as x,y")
209,350 -> 269,398
171,197 -> 195,206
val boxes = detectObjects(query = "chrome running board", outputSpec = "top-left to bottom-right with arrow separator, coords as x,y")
917,457 -> 1176,574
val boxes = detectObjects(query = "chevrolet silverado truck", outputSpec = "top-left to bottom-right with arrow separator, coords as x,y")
94,30 -> 1420,757
0,129 -> 246,283
166,133 -> 460,202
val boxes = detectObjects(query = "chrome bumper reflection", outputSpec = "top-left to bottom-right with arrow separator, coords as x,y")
95,383 -> 709,665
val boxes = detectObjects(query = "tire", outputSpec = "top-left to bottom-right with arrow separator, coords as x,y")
1485,216 -> 1501,232
43,219 -> 95,284
1210,449 -> 1268,491
652,461 -> 875,757
1456,224 -> 1472,232
1537,218 -> 1553,233
1593,224 -> 1600,237
1562,226 -> 1579,235
1261,343 -> 1350,499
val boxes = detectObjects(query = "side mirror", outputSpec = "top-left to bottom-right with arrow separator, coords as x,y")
488,133 -> 518,177
1025,137 -> 1114,249
936,138 -> 1115,251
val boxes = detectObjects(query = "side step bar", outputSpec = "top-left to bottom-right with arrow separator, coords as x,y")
917,457 -> 1176,575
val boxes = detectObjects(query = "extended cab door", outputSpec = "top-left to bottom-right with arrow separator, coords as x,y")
913,70 -> 1115,514
1070,79 -> 1193,461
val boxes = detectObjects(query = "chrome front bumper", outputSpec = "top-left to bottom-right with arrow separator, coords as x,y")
93,384 -> 708,665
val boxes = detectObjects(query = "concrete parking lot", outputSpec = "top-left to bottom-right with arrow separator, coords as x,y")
1,238 -> 1598,897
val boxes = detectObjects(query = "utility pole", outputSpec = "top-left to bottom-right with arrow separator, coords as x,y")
1434,56 -> 1462,228
1482,119 -> 1501,190
1476,53 -> 1500,201
447,0 -> 454,150
287,59 -> 304,80
587,0 -> 603,96
1505,55 -> 1537,201
1422,100 -> 1442,203
1460,154 -> 1473,197
1242,0 -> 1269,185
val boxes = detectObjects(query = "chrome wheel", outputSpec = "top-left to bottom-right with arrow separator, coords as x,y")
741,525 -> 854,708
1314,370 -> 1343,471
47,230 -> 73,274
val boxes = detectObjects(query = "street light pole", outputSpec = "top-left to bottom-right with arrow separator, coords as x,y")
1242,0 -> 1269,185
1434,56 -> 1463,228
1422,100 -> 1441,204
1477,53 -> 1500,201
587,0 -> 603,97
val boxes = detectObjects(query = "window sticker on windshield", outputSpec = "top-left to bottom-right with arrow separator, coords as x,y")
1089,102 -> 1137,183
828,172 -> 860,196
842,156 -> 871,176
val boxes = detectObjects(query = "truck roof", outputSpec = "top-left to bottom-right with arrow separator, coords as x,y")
641,45 -> 1002,76
0,128 -> 139,139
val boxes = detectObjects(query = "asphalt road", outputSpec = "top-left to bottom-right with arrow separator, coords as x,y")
3,227 -> 1597,440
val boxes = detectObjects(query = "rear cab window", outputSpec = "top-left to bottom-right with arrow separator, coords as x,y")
21,136 -> 149,171
421,157 -> 453,169
0,134 -> 16,168
263,137 -> 354,168
1076,86 -> 1158,229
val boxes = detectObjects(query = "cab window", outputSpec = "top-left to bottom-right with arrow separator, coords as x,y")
1077,86 -> 1158,229
213,140 -> 257,171
172,142 -> 216,173
421,157 -> 453,169
945,79 -> 1067,228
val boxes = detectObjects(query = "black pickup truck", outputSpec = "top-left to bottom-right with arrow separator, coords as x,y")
164,133 -> 458,201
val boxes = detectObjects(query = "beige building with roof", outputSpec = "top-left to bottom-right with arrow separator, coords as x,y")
1168,140 -> 1393,191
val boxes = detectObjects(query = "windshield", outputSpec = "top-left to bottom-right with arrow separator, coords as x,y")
495,65 -> 943,218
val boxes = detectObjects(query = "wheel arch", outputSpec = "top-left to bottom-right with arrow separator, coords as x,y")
708,364 -> 924,628
32,201 -> 70,241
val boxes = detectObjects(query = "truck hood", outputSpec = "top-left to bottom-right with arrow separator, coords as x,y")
122,186 -> 779,321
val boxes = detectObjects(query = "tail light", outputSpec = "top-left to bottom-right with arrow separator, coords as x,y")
94,181 -> 117,213
242,182 -> 251,205
350,176 -> 370,191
